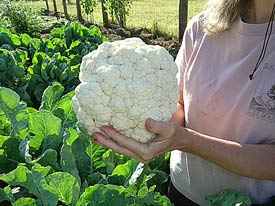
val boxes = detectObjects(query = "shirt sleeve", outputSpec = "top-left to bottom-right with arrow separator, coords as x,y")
175,15 -> 200,89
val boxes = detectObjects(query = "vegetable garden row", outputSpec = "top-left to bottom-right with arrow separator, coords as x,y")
0,4 -> 274,206
0,22 -> 173,205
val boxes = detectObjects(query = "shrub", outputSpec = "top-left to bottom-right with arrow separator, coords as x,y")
0,0 -> 41,37
104,0 -> 133,27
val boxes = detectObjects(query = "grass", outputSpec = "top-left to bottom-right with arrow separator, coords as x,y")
16,0 -> 207,39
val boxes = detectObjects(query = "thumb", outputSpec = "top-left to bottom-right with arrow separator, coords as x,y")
145,118 -> 175,137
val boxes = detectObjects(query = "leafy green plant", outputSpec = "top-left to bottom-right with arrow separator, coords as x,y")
0,0 -> 41,37
206,190 -> 275,206
206,189 -> 251,206
0,85 -> 172,205
0,22 -> 107,108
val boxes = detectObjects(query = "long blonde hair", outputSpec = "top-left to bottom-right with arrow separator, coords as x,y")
201,0 -> 251,35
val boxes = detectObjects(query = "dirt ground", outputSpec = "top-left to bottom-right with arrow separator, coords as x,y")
99,24 -> 181,59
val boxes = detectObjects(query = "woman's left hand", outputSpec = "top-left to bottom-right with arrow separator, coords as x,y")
92,118 -> 186,163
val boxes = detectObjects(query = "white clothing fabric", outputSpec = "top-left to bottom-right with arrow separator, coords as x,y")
170,14 -> 275,205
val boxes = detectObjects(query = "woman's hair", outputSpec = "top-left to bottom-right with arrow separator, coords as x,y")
201,0 -> 251,35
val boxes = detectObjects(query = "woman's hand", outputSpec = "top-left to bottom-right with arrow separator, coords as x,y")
92,118 -> 186,163
92,90 -> 186,163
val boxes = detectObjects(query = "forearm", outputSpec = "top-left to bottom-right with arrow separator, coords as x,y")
180,128 -> 275,180
169,103 -> 185,126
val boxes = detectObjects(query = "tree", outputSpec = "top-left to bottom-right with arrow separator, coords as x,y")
53,0 -> 58,16
76,0 -> 84,22
179,0 -> 188,42
62,0 -> 70,20
101,0 -> 109,26
45,0 -> 50,13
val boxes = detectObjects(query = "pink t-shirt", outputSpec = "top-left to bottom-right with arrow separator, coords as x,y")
170,14 -> 275,205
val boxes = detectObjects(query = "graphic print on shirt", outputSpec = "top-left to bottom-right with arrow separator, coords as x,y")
248,63 -> 275,123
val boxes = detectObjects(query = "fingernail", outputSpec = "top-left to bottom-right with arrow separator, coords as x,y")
92,132 -> 102,138
147,118 -> 153,129
101,126 -> 114,132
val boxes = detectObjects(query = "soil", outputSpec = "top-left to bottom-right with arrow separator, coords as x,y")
97,24 -> 181,59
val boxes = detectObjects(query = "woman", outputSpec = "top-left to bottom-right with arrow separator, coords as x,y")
92,0 -> 275,205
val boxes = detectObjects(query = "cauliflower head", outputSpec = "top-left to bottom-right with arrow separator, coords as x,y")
72,37 -> 179,143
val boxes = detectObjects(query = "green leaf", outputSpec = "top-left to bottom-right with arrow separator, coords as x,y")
0,164 -> 73,206
0,55 -> 7,71
0,87 -> 20,110
102,149 -> 129,175
0,164 -> 32,187
0,32 -> 21,48
3,164 -> 58,206
19,138 -> 32,163
206,189 -> 251,206
30,164 -> 59,206
69,40 -> 81,49
13,197 -> 37,206
20,33 -> 31,47
29,110 -> 62,151
34,82 -> 49,102
0,85 -> 29,137
29,38 -> 41,55
0,136 -> 22,173
50,27 -> 64,39
32,52 -> 48,65
129,162 -> 144,185
87,172 -> 108,185
60,128 -> 80,183
41,67 -> 49,81
72,132 -> 93,181
31,149 -> 59,171
46,172 -> 80,205
88,143 -> 107,173
39,82 -> 64,111
64,23 -> 73,48
0,186 -> 15,203
108,159 -> 139,187
9,34 -> 21,47
76,184 -> 128,206
145,168 -> 169,192
53,90 -> 77,129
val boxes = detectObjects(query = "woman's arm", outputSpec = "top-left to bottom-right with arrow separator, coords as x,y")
92,88 -> 275,181
94,121 -> 275,181
183,128 -> 275,181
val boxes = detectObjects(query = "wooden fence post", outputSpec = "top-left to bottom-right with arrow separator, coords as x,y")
179,0 -> 188,42
76,0 -> 84,22
45,0 -> 50,13
62,0 -> 70,20
53,0 -> 58,16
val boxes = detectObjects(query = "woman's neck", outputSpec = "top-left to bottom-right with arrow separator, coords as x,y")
243,0 -> 275,24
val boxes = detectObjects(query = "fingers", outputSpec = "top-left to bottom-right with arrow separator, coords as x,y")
91,121 -> 177,163
99,126 -> 149,155
146,118 -> 176,138
92,131 -> 146,162
92,130 -> 151,163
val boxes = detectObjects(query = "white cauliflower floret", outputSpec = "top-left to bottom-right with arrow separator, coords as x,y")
72,37 -> 179,143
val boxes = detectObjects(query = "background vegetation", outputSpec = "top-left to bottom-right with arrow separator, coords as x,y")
13,0 -> 207,38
